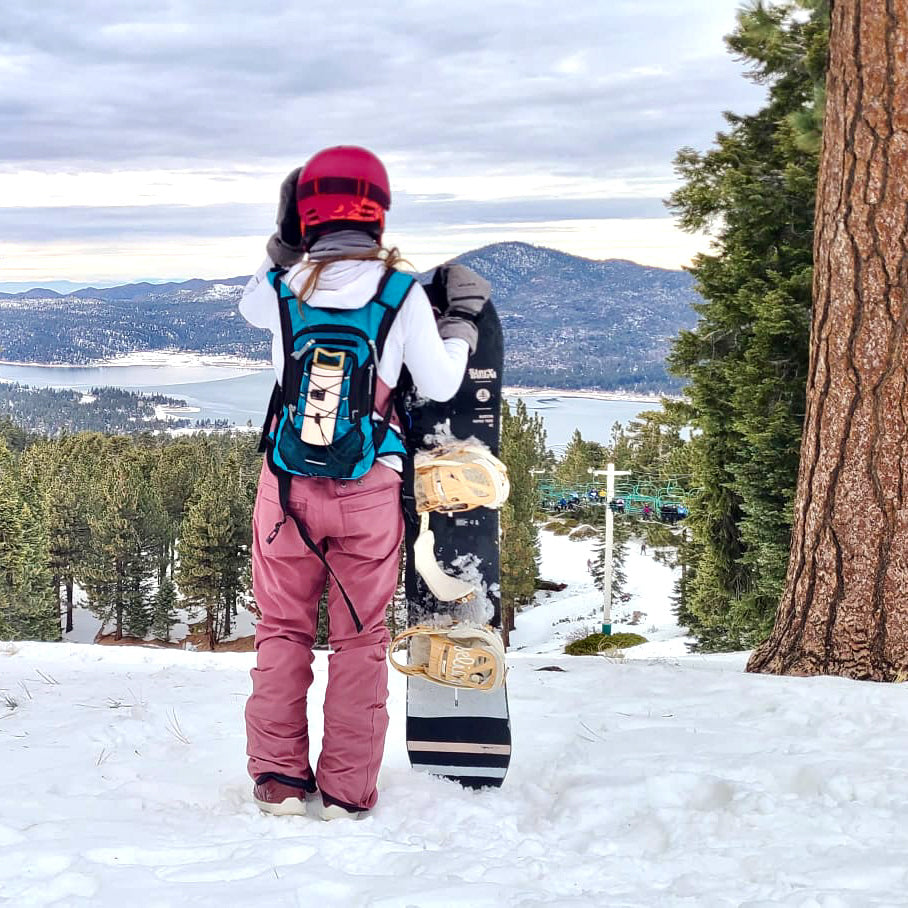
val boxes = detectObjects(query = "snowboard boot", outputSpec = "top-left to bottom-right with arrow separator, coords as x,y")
389,623 -> 507,692
252,773 -> 319,817
315,792 -> 370,822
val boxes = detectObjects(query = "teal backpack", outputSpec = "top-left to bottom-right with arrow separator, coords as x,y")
259,265 -> 413,480
257,264 -> 415,632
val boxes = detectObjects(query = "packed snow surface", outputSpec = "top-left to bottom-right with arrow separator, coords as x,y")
3,532 -> 908,906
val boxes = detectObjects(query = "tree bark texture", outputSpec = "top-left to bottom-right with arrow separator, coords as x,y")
749,0 -> 908,680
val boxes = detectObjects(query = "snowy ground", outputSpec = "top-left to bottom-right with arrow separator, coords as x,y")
511,530 -> 692,657
64,586 -> 258,647
4,533 -> 908,906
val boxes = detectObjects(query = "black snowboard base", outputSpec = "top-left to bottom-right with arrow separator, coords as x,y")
401,292 -> 511,788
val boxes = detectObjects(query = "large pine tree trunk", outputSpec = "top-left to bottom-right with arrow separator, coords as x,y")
748,0 -> 908,680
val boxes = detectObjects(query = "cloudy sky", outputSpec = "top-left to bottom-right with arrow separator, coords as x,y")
1,0 -> 764,289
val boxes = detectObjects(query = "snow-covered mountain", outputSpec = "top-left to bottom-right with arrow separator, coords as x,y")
456,243 -> 699,391
0,242 -> 699,391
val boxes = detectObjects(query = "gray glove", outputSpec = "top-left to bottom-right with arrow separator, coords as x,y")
436,264 -> 491,353
266,167 -> 306,268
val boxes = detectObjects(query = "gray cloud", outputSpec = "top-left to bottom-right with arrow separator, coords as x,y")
0,195 -> 671,242
1,0 -> 764,179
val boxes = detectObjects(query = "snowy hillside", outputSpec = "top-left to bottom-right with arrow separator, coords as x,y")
4,533 -> 908,906
510,531 -> 692,657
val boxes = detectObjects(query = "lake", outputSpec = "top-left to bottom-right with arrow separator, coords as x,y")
0,360 -> 659,451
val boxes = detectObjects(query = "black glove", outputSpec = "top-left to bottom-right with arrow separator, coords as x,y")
266,167 -> 305,268
435,264 -> 491,353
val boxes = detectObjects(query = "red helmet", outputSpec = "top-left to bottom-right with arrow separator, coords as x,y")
296,146 -> 391,243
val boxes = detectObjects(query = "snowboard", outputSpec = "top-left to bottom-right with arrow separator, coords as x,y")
399,280 -> 511,789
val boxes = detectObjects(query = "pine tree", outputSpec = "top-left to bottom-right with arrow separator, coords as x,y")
0,419 -> 34,453
177,455 -> 250,649
149,577 -> 180,643
668,0 -> 829,649
622,406 -> 689,480
82,444 -> 160,640
0,443 -> 59,641
589,514 -> 632,607
387,541 -> 408,638
590,403 -> 695,629
500,399 -> 547,644
19,436 -> 97,634
152,437 -> 207,580
220,446 -> 254,637
554,429 -> 603,489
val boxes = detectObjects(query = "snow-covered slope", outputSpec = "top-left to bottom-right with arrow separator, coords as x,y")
3,535 -> 908,906
511,530 -> 691,656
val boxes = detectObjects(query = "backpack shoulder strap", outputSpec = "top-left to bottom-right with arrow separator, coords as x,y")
267,267 -> 296,357
372,269 -> 415,358
267,266 -> 299,377
374,268 -> 415,308
367,270 -> 416,452
256,379 -> 281,454
257,267 -> 293,454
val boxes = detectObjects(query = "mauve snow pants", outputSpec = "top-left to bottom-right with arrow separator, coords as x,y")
245,460 -> 403,810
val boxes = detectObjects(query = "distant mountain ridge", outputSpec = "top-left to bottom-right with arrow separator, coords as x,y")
452,244 -> 698,390
0,242 -> 698,392
0,276 -> 250,302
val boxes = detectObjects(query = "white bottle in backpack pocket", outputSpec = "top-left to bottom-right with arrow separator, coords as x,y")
302,348 -> 345,445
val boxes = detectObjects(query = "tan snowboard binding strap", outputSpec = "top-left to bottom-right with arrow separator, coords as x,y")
413,512 -> 475,603
414,443 -> 510,514
411,443 -> 510,602
389,623 -> 506,692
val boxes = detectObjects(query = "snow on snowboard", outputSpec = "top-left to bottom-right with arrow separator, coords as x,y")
396,272 -> 512,789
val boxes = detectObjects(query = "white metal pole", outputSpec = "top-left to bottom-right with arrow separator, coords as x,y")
603,464 -> 615,635
589,464 -> 630,636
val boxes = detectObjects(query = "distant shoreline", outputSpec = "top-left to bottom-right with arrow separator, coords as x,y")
0,351 -> 270,370
0,352 -> 676,404
504,386 -> 669,404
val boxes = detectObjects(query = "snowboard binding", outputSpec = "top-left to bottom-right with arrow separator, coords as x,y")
411,443 -> 509,602
412,512 -> 475,603
414,443 -> 510,514
389,623 -> 506,692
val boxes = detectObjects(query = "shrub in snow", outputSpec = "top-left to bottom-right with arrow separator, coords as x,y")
565,632 -> 647,655
569,524 -> 598,540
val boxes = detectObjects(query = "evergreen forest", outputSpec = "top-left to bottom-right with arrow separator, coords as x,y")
1,1 -> 836,655
0,402 -> 691,649
0,425 -> 259,647
667,0 -> 829,650
0,383 -> 197,435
